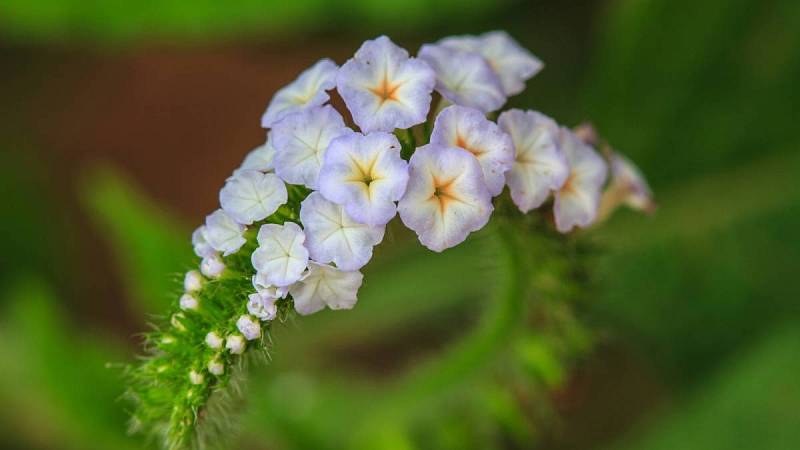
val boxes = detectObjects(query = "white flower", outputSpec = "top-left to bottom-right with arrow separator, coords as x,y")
498,109 -> 569,212
271,105 -> 348,189
192,226 -> 215,258
250,222 -> 309,287
204,209 -> 246,256
418,44 -> 506,113
247,292 -> 278,321
607,152 -> 655,213
226,334 -> 246,354
252,272 -> 290,299
554,128 -> 608,232
179,293 -> 198,311
205,331 -> 223,349
183,270 -> 203,293
235,138 -> 277,175
220,170 -> 287,225
439,31 -> 543,96
236,315 -> 261,341
300,192 -> 385,270
430,105 -> 514,196
289,262 -> 363,315
398,144 -> 493,252
189,370 -> 204,385
337,35 -> 436,132
207,358 -> 224,376
261,58 -> 339,128
200,253 -> 225,279
318,130 -> 409,226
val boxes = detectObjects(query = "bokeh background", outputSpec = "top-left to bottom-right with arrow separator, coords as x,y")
1,0 -> 799,449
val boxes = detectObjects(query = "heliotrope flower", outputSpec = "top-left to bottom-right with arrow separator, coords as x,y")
289,262 -> 363,316
337,35 -> 436,132
205,331 -> 223,350
398,144 -> 493,252
553,128 -> 608,232
200,253 -> 225,279
605,151 -> 655,213
318,130 -> 409,226
260,58 -> 339,128
192,226 -> 215,258
247,292 -> 278,321
299,192 -> 385,270
439,31 -> 543,96
418,44 -> 506,113
271,105 -> 348,189
235,137 -> 276,175
236,315 -> 261,341
183,270 -> 203,293
430,105 -> 514,196
204,209 -> 246,256
219,169 -> 287,225
498,109 -> 569,212
250,222 -> 309,287
225,334 -> 245,354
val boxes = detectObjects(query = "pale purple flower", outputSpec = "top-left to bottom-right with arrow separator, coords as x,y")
183,270 -> 203,293
220,170 -> 287,225
397,144 -> 493,252
247,292 -> 278,321
261,58 -> 339,128
235,137 -> 276,175
318,130 -> 409,226
439,31 -> 543,96
250,222 -> 309,287
204,209 -> 246,256
430,105 -> 514,196
200,253 -> 225,279
418,44 -> 506,113
337,36 -> 436,132
236,314 -> 261,341
554,128 -> 608,232
271,105 -> 348,189
192,226 -> 215,258
299,192 -> 385,270
607,152 -> 655,213
498,109 -> 569,212
289,262 -> 363,315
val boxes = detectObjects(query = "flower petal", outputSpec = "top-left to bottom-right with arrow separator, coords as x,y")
418,44 -> 506,113
299,192 -> 385,270
192,225 -> 215,258
337,36 -> 436,132
318,130 -> 409,225
430,105 -> 514,195
289,262 -> 363,315
498,109 -> 569,212
554,128 -> 608,232
204,209 -> 246,256
398,144 -> 493,252
235,137 -> 277,174
251,222 -> 309,287
272,105 -> 348,189
220,170 -> 288,225
261,58 -> 339,128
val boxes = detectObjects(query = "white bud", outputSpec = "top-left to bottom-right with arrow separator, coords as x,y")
226,334 -> 246,354
183,270 -> 204,292
205,331 -> 223,349
200,254 -> 225,279
189,370 -> 204,385
236,315 -> 261,341
179,293 -> 198,311
208,358 -> 224,376
161,335 -> 175,345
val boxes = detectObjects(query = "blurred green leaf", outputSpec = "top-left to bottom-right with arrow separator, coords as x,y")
80,166 -> 193,313
610,323 -> 800,450
0,276 -> 143,450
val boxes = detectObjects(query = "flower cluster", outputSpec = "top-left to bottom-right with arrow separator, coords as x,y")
132,32 -> 652,449
185,30 -> 653,365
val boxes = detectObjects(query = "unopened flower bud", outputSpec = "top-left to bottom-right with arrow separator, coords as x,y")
205,331 -> 223,349
208,358 -> 224,376
200,254 -> 225,279
183,270 -> 204,293
179,293 -> 198,311
189,370 -> 204,385
236,315 -> 261,341
226,334 -> 246,354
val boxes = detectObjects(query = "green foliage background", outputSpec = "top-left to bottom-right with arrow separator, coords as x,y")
1,0 -> 798,449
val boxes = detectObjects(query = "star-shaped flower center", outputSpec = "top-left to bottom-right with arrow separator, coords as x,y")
455,133 -> 485,156
369,74 -> 403,104
430,175 -> 464,213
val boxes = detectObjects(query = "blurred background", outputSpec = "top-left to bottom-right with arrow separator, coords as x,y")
1,0 -> 799,449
